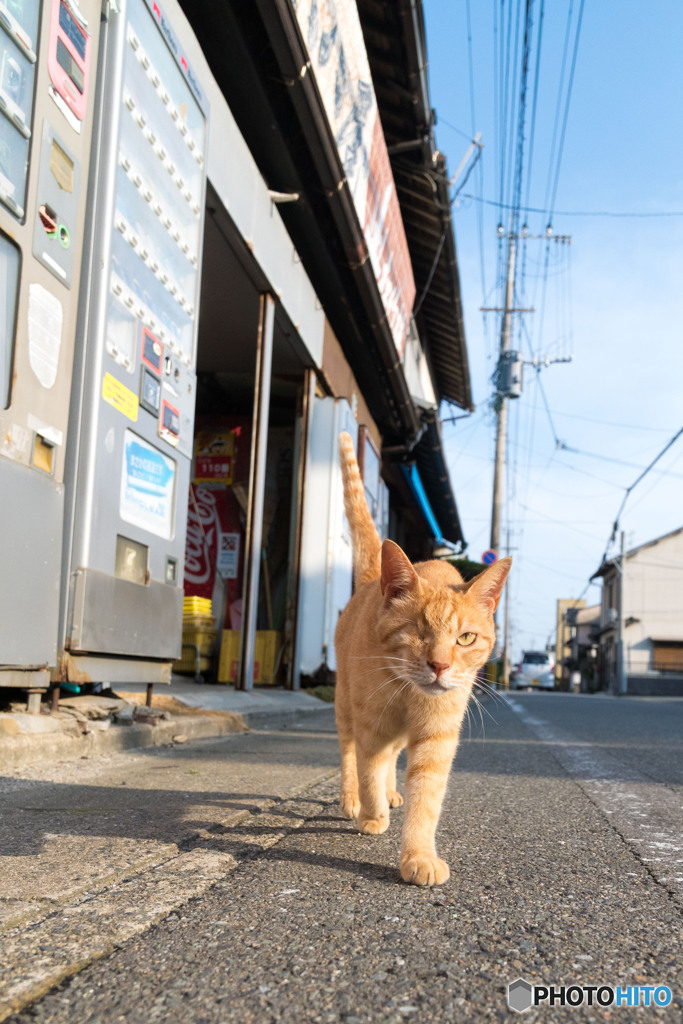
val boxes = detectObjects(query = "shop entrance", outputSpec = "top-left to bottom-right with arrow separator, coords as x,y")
178,183 -> 313,689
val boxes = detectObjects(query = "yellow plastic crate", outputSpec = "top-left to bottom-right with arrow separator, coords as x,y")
218,630 -> 241,683
183,596 -> 212,616
217,630 -> 281,683
181,614 -> 216,631
256,630 -> 281,685
173,652 -> 212,675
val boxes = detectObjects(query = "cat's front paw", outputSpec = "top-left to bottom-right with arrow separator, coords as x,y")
358,812 -> 390,835
340,793 -> 361,819
386,789 -> 403,807
400,852 -> 450,886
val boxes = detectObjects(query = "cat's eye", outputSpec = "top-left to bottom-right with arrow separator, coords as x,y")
457,632 -> 477,647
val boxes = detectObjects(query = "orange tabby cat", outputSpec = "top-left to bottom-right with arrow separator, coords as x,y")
335,431 -> 511,886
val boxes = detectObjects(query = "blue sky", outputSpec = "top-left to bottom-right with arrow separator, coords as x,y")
423,0 -> 683,661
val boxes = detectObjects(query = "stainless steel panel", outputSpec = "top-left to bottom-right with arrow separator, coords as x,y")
69,567 -> 182,658
0,457 -> 62,666
62,653 -> 171,684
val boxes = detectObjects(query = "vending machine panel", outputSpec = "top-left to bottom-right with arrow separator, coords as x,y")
0,0 -> 101,676
63,0 -> 208,670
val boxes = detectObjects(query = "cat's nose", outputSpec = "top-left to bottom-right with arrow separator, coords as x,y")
428,661 -> 450,677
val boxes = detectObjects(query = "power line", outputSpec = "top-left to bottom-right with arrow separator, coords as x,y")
457,192 -> 683,218
604,425 -> 683,555
547,0 -> 586,217
523,0 -> 545,214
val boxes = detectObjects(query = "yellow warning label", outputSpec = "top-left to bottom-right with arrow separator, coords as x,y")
102,372 -> 139,422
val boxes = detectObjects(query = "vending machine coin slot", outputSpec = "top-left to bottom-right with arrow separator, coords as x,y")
39,202 -> 57,233
32,124 -> 80,285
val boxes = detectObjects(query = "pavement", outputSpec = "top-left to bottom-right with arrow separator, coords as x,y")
0,678 -> 329,771
1,692 -> 681,1023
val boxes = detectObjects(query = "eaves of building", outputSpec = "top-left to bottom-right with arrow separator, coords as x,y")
179,0 -> 470,548
178,0 -> 421,448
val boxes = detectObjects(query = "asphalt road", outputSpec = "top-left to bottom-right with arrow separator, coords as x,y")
4,693 -> 682,1023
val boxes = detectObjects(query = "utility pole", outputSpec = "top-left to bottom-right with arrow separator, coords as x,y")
502,525 -> 511,686
490,232 -> 516,562
617,529 -> 627,694
481,227 -> 572,639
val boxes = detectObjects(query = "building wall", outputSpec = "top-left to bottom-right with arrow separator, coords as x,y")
555,598 -> 585,685
624,530 -> 683,673
321,321 -> 382,451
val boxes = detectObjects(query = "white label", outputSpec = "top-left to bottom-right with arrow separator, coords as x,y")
120,430 -> 176,540
217,531 -> 240,579
28,284 -> 63,388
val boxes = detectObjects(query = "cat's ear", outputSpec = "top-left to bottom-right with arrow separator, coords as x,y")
466,556 -> 512,612
380,540 -> 419,602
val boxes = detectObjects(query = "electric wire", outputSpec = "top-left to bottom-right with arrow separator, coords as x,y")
542,0 -> 575,216
458,193 -> 683,218
547,0 -> 586,217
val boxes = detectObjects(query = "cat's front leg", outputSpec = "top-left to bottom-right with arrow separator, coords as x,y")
400,735 -> 458,886
355,740 -> 394,834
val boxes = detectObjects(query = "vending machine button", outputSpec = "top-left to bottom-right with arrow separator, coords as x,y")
159,400 -> 180,445
165,557 -> 177,584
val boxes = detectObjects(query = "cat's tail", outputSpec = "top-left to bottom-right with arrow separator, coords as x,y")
338,431 -> 382,586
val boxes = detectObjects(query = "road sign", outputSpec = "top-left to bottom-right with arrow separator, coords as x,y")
481,549 -> 498,565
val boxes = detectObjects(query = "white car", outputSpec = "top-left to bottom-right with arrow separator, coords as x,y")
513,651 -> 555,690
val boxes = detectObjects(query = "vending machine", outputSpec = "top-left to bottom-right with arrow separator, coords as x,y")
60,0 -> 208,683
0,0 -> 101,688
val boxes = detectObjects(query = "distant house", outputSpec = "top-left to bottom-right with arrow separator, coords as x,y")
591,527 -> 683,696
566,604 -> 601,691
555,598 -> 586,688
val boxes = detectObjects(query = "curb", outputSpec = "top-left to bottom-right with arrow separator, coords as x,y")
0,701 -> 335,771
0,713 -> 248,772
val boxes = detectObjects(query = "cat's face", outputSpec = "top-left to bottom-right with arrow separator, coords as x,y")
377,541 -> 511,696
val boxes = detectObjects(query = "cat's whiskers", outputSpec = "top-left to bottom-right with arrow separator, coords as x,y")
351,655 -> 414,664
369,671 -> 410,696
